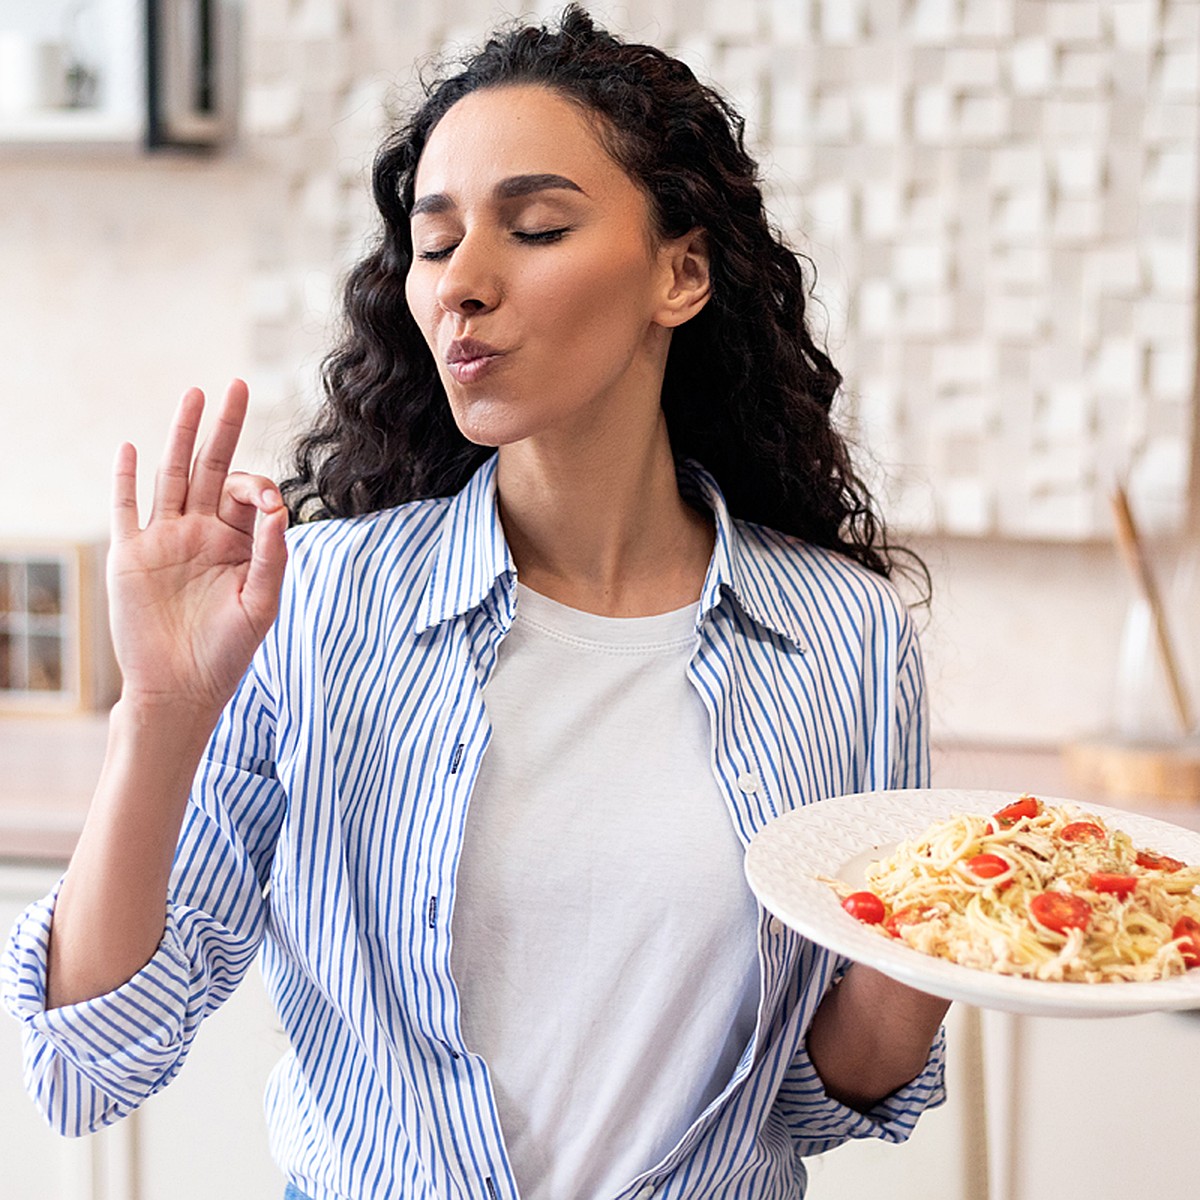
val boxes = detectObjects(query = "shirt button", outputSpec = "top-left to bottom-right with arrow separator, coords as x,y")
634,1188 -> 656,1200
736,771 -> 760,794
769,916 -> 785,936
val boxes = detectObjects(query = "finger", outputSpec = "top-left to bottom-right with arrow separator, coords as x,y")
186,378 -> 250,516
218,472 -> 282,537
152,388 -> 205,520
111,442 -> 141,541
241,504 -> 289,632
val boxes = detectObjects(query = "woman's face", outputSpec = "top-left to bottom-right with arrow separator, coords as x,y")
405,84 -> 701,450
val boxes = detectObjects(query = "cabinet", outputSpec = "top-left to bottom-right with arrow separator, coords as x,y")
0,544 -> 118,714
0,0 -> 235,150
806,1003 -> 1200,1200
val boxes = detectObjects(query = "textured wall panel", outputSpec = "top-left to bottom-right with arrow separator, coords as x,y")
244,0 -> 1199,539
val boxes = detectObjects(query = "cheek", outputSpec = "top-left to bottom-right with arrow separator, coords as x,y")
404,270 -> 435,346
528,244 -> 656,343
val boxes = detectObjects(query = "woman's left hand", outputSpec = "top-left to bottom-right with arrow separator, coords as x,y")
805,963 -> 950,1111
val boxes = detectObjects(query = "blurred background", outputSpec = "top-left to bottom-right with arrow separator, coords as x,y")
1,3 -> 1198,1199
1,0 -> 1197,745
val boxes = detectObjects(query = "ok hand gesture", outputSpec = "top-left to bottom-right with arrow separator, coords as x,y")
107,379 -> 289,719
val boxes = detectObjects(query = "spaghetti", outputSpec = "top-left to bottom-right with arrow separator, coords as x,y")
827,795 -> 1200,983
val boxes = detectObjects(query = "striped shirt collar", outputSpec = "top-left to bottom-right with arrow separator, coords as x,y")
416,452 -> 807,651
416,453 -> 516,636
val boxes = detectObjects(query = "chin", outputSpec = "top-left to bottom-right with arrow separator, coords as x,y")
447,395 -> 541,449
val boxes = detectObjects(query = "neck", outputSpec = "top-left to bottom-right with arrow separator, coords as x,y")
495,412 -> 713,617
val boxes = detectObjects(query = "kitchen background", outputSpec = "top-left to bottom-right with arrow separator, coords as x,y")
3,0 -> 1199,744
1,2 -> 1198,1199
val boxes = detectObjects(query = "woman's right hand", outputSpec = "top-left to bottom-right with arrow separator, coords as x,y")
107,378 -> 289,719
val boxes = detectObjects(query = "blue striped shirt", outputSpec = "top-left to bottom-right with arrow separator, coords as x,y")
3,454 -> 944,1199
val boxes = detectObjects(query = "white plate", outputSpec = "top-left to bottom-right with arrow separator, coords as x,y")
743,788 -> 1200,1017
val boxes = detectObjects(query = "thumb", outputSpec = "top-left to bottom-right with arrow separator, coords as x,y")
242,504 -> 289,632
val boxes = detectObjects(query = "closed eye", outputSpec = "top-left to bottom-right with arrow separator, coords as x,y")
513,227 -> 571,244
415,227 -> 572,262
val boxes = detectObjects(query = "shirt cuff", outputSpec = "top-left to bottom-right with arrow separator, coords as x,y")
2,883 -> 192,1107
786,1023 -> 947,1154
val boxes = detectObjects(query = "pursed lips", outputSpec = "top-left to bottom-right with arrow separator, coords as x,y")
445,338 -> 506,383
446,336 -> 504,364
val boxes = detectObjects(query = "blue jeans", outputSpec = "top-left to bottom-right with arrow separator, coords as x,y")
284,1186 -> 312,1200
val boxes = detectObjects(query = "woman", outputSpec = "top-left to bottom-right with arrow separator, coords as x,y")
3,8 -> 947,1199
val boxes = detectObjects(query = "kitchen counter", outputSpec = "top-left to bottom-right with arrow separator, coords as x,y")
929,739 -> 1200,832
0,714 -> 108,861
2,714 -> 1198,863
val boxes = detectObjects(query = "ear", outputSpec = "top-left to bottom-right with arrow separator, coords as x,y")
654,228 -> 711,328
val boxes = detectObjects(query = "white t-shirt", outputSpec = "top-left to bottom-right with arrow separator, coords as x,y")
451,583 -> 761,1200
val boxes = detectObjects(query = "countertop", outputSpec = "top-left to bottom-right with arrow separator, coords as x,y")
0,714 -> 109,861
2,714 -> 1198,863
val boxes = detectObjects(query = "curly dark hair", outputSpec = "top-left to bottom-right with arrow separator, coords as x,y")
281,4 -> 923,591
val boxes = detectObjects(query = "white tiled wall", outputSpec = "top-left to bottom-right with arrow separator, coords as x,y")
231,0 -> 1200,541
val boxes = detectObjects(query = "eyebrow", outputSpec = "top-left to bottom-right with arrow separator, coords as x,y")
410,173 -> 586,217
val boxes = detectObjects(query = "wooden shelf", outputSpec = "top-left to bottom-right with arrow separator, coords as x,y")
0,109 -> 143,145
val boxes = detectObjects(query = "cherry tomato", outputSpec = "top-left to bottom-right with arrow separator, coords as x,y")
1172,916 -> 1200,968
1136,849 -> 1186,873
842,891 -> 886,925
1089,872 -> 1137,899
966,853 -> 1010,879
994,796 -> 1040,827
1060,821 -> 1105,843
1029,891 -> 1092,933
884,905 -> 934,938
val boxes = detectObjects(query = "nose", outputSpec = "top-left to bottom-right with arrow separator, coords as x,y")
434,231 -> 501,317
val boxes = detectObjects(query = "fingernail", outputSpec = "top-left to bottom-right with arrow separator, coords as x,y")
262,489 -> 280,510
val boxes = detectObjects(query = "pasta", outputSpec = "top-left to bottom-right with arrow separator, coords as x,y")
827,795 -> 1200,983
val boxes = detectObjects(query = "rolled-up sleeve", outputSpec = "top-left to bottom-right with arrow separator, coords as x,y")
0,662 -> 286,1136
777,1024 -> 947,1156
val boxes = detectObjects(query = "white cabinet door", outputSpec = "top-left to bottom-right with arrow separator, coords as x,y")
805,999 -> 1200,1200
1005,1009 -> 1200,1200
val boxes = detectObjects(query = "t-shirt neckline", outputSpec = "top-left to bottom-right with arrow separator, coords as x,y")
513,582 -> 700,649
